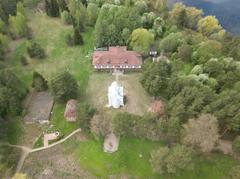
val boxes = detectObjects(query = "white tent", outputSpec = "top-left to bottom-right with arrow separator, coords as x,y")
107,81 -> 124,108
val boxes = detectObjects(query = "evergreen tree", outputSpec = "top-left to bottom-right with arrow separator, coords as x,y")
45,0 -> 60,17
0,69 -> 27,116
57,0 -> 68,12
50,71 -> 79,102
141,60 -> 172,97
32,72 -> 48,92
73,27 -> 84,45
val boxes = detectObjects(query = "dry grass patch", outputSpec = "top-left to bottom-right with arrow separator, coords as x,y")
86,72 -> 151,116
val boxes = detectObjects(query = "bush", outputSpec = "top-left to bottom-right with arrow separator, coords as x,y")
90,114 -> 112,138
32,72 -> 48,92
113,112 -> 163,140
26,27 -> 33,40
45,0 -> 60,17
66,33 -> 74,46
20,56 -> 28,66
27,41 -> 46,59
73,28 -> 84,45
233,136 -> 240,155
9,12 -> 28,39
50,71 -> 79,102
61,11 -> 72,25
77,103 -> 96,132
66,28 -> 84,46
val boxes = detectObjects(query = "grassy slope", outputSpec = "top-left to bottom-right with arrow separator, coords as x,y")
63,137 -> 239,178
63,137 -> 163,178
8,12 -> 94,137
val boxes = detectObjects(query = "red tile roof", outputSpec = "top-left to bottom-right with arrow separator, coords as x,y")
93,46 -> 142,66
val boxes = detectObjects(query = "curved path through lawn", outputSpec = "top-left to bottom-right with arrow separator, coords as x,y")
0,128 -> 82,174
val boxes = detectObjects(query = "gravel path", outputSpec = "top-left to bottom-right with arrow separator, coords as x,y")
0,128 -> 82,174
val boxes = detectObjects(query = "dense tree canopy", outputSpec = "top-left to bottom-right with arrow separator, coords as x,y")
130,28 -> 154,55
205,90 -> 240,133
168,85 -> 216,123
159,32 -> 184,53
141,60 -> 171,97
95,4 -> 141,47
0,69 -> 27,116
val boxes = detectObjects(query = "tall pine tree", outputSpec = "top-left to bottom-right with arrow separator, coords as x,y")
45,0 -> 60,17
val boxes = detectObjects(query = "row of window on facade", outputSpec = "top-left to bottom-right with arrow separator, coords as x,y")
94,65 -> 141,69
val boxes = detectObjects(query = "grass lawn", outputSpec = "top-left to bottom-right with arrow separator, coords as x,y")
87,73 -> 151,116
63,137 -> 239,178
63,137 -> 163,178
6,12 -> 94,138
172,153 -> 239,179
50,104 -> 78,136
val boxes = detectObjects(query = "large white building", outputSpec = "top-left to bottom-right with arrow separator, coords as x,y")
107,81 -> 124,109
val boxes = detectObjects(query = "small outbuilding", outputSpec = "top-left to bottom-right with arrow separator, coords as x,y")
107,81 -> 124,109
43,131 -> 59,147
103,133 -> 120,153
64,99 -> 78,122
150,100 -> 165,117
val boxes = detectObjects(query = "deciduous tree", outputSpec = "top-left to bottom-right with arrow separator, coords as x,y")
182,114 -> 219,153
87,3 -> 99,26
130,28 -> 154,55
197,16 -> 223,37
150,144 -> 194,174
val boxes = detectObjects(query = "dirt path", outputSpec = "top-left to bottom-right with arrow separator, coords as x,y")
0,128 -> 82,174
31,128 -> 81,153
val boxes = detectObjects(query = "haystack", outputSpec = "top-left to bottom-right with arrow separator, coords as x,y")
64,99 -> 78,122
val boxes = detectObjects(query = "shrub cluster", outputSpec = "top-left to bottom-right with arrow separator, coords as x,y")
27,41 -> 46,59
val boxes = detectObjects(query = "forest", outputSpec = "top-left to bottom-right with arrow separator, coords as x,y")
1,0 -> 240,178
